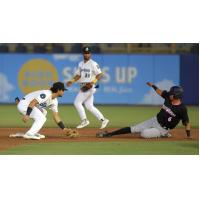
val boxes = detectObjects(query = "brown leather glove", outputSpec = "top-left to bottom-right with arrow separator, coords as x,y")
81,83 -> 93,92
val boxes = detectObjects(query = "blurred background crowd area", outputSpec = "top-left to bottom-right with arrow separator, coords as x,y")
0,43 -> 198,54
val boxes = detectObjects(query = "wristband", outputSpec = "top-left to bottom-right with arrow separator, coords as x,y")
152,85 -> 158,91
26,107 -> 33,116
92,78 -> 98,84
57,121 -> 65,129
186,130 -> 191,137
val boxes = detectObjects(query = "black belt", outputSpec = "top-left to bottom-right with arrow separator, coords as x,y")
22,97 -> 25,100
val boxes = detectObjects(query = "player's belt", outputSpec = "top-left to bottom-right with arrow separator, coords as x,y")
79,82 -> 90,87
22,97 -> 26,100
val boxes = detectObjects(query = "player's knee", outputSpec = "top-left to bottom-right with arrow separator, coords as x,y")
40,115 -> 47,123
74,100 -> 82,108
85,104 -> 94,112
141,128 -> 161,138
42,109 -> 47,117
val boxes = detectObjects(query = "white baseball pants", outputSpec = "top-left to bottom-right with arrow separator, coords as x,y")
17,99 -> 47,135
74,88 -> 105,121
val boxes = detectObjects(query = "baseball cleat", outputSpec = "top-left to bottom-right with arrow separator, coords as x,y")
9,133 -> 25,138
96,131 -> 112,138
76,119 -> 90,129
23,133 -> 40,140
100,119 -> 109,129
35,133 -> 46,139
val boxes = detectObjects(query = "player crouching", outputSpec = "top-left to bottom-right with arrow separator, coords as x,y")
96,82 -> 191,139
10,82 -> 79,140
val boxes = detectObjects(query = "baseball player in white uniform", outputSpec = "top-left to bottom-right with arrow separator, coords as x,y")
10,82 -> 78,140
67,46 -> 109,129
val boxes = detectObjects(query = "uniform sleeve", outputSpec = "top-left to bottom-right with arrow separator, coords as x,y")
35,91 -> 50,104
181,106 -> 189,125
50,99 -> 58,113
74,62 -> 81,76
93,62 -> 102,75
161,90 -> 169,99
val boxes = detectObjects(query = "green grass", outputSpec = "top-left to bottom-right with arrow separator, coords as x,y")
0,105 -> 198,155
0,105 -> 199,128
0,141 -> 198,155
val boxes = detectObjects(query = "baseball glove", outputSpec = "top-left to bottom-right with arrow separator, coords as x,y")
81,83 -> 93,92
65,129 -> 79,138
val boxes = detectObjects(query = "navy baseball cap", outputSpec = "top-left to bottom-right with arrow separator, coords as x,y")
82,46 -> 91,53
52,82 -> 67,91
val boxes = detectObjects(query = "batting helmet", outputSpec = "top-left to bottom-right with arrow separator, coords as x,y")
169,86 -> 184,99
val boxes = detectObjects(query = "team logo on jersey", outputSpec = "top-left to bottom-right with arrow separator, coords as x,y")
40,102 -> 47,107
162,105 -> 176,117
80,68 -> 90,73
18,59 -> 59,94
40,94 -> 46,99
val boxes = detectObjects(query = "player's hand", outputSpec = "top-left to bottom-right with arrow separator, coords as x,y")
63,128 -> 72,134
62,128 -> 79,138
66,81 -> 73,87
22,115 -> 30,123
146,82 -> 153,87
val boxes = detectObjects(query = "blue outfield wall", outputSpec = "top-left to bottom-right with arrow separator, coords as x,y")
180,54 -> 199,105
0,53 -> 185,105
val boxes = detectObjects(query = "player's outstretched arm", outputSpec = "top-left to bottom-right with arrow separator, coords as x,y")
52,111 -> 79,137
52,111 -> 71,132
66,75 -> 81,87
146,82 -> 163,96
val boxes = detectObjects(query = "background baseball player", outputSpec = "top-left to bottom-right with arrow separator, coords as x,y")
11,82 -> 78,140
67,46 -> 109,129
97,82 -> 191,139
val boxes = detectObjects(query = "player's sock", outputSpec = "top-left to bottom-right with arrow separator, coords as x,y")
108,127 -> 131,136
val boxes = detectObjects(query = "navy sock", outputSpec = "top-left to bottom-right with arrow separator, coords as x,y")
108,127 -> 131,136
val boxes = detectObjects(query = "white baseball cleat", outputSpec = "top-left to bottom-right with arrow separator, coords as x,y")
23,133 -> 40,140
9,133 -> 25,138
100,119 -> 109,129
35,133 -> 45,139
76,119 -> 90,129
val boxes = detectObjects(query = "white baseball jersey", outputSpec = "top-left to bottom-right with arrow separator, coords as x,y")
75,59 -> 102,83
23,90 -> 58,112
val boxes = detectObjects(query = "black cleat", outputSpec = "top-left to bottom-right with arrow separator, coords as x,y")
96,131 -> 112,138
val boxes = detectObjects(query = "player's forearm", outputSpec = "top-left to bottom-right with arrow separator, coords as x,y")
71,75 -> 81,82
52,112 -> 66,129
185,123 -> 191,137
28,99 -> 38,108
146,82 -> 163,96
92,73 -> 103,84
52,112 -> 62,123
26,99 -> 38,116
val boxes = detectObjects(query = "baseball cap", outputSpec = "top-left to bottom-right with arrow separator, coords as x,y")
52,82 -> 67,91
82,46 -> 91,53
